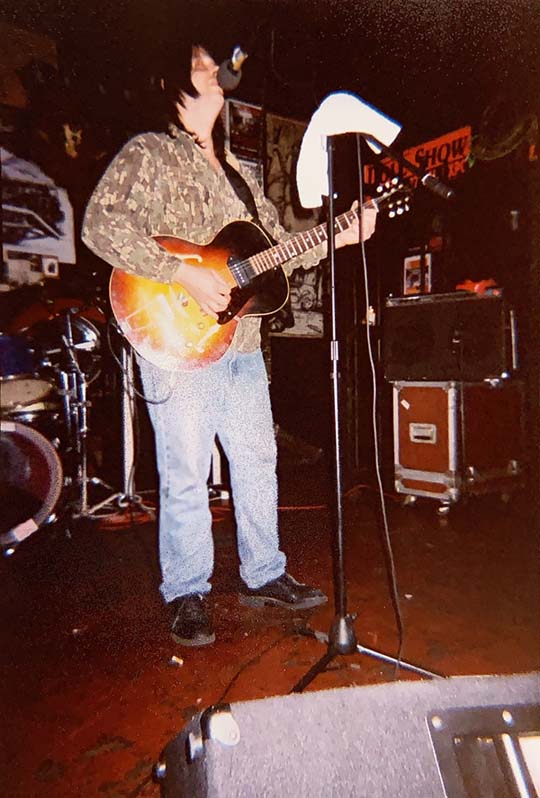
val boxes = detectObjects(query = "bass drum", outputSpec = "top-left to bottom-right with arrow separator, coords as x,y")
0,420 -> 63,551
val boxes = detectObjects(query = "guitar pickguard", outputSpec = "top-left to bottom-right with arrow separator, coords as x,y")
218,266 -> 289,324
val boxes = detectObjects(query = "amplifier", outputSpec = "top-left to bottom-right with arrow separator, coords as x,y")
382,292 -> 517,382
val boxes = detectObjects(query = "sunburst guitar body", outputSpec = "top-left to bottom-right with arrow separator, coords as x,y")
110,221 -> 287,371
109,183 -> 409,370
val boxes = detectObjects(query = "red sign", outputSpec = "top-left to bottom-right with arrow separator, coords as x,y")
363,125 -> 472,187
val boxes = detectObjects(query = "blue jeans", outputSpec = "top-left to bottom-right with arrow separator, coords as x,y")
137,348 -> 286,603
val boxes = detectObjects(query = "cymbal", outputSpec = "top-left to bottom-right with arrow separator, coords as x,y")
8,296 -> 107,335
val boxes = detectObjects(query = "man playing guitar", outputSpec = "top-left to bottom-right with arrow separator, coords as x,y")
82,41 -> 377,646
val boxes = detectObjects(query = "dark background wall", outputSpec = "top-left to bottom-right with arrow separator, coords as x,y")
1,0 -> 539,488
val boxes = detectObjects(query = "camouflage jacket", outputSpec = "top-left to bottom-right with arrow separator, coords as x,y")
82,127 -> 325,353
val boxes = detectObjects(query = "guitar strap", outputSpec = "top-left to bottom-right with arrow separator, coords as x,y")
221,158 -> 282,374
222,160 -> 276,243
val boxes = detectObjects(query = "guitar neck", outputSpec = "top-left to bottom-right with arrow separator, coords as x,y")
246,199 -> 376,278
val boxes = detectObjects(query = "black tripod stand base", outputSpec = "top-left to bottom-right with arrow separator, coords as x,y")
291,626 -> 444,693
292,649 -> 337,694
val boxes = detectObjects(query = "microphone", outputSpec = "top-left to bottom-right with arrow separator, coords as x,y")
217,46 -> 248,91
420,173 -> 455,201
364,134 -> 456,203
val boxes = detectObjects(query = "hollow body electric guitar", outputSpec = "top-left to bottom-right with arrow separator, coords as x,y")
109,183 -> 408,371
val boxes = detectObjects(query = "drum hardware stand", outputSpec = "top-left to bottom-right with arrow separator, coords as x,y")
54,310 -> 93,518
52,312 -> 152,522
292,136 -> 441,693
80,338 -> 155,521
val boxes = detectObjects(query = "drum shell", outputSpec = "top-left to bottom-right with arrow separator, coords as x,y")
4,401 -> 63,445
0,334 -> 53,409
0,420 -> 63,545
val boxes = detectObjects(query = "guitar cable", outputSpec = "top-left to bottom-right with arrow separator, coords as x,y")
355,134 -> 406,677
106,319 -> 175,406
103,319 -> 172,521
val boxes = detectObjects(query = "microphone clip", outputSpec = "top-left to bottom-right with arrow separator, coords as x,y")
231,46 -> 248,73
218,46 -> 248,92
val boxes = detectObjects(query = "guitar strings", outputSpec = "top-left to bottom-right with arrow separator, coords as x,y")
231,203 -> 370,281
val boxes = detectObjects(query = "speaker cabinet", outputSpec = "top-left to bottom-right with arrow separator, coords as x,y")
383,293 -> 516,382
156,672 -> 540,797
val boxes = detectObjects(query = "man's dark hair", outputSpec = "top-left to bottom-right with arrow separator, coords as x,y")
147,41 -> 226,160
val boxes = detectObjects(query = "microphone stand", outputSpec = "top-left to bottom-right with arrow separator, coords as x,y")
292,136 -> 441,693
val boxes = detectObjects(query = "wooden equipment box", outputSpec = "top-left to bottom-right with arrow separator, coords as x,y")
393,380 -> 524,504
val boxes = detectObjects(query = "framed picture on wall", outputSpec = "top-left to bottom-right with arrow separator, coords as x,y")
265,112 -> 325,338
223,99 -> 264,163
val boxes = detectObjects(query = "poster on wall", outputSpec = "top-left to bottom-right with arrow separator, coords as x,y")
1,147 -> 75,265
403,252 -> 432,295
265,112 -> 325,337
224,99 -> 264,163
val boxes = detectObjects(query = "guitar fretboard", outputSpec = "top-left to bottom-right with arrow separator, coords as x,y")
229,203 -> 372,288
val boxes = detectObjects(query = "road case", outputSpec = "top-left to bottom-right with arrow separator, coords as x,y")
392,380 -> 524,506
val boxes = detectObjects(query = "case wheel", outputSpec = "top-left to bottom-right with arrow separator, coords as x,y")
402,495 -> 417,507
437,503 -> 451,516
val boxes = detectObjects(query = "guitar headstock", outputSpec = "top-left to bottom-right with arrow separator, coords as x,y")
374,177 -> 412,219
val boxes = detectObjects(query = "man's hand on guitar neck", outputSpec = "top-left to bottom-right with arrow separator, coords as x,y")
173,261 -> 231,319
335,200 -> 377,249
169,198 -> 377,319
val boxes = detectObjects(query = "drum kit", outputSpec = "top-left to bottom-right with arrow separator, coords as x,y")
0,294 -> 153,555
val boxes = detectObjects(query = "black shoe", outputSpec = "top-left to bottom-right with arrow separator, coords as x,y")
240,573 -> 328,610
170,594 -> 215,646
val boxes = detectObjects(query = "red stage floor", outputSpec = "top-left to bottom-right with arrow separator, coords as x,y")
2,460 -> 539,797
